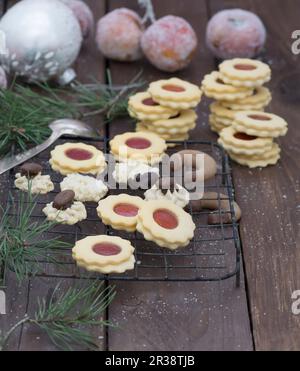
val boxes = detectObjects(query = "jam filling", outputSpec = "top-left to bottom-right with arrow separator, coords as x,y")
114,203 -> 139,217
248,114 -> 271,121
234,132 -> 257,141
93,243 -> 121,256
142,98 -> 159,106
65,148 -> 93,161
170,113 -> 181,119
153,209 -> 179,229
216,78 -> 226,85
162,84 -> 186,92
126,137 -> 151,149
234,64 -> 257,71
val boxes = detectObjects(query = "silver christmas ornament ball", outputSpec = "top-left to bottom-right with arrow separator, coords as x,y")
0,0 -> 82,83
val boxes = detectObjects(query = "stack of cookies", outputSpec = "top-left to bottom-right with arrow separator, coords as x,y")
128,78 -> 202,146
201,58 -> 272,133
218,111 -> 288,168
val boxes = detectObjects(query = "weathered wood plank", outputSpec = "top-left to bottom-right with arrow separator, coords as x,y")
208,0 -> 300,350
106,0 -> 253,351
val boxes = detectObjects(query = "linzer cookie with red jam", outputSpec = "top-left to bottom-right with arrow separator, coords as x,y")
110,132 -> 167,164
43,190 -> 87,225
228,143 -> 281,168
72,235 -> 135,274
15,162 -> 54,194
201,71 -> 254,101
136,200 -> 196,250
97,194 -> 145,232
50,143 -> 106,176
218,127 -> 273,155
142,110 -> 197,134
128,92 -> 178,121
219,59 -> 271,88
148,78 -> 202,109
220,86 -> 272,111
233,111 -> 288,138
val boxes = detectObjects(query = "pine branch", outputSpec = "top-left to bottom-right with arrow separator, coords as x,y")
0,192 -> 71,283
0,282 -> 116,351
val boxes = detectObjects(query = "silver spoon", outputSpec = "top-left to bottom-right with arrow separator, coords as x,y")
0,119 -> 100,175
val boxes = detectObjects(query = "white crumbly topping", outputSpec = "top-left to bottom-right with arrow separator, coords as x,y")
144,184 -> 190,208
60,173 -> 108,202
113,161 -> 159,185
15,173 -> 54,194
43,201 -> 87,225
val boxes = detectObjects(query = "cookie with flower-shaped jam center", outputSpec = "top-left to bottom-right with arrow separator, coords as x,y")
50,143 -> 106,176
220,87 -> 271,110
218,126 -> 273,155
110,132 -> 167,164
148,78 -> 202,109
137,200 -> 195,250
233,111 -> 288,138
219,58 -> 271,87
72,235 -> 135,274
128,92 -> 178,121
202,71 -> 254,101
97,194 -> 146,232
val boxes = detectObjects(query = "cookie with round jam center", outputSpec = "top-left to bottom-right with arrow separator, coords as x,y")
65,148 -> 93,161
114,203 -> 139,217
93,243 -> 122,256
126,137 -> 151,149
153,209 -> 179,229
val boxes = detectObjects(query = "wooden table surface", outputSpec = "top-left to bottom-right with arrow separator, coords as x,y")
0,0 -> 300,351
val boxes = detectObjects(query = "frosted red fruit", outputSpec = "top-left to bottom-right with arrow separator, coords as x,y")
61,0 -> 94,39
0,67 -> 7,89
141,15 -> 198,72
206,9 -> 266,59
96,8 -> 144,61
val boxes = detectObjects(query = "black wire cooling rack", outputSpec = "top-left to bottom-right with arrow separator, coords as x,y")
3,136 -> 241,286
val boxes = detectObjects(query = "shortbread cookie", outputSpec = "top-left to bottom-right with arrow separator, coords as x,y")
210,102 -> 236,121
143,110 -> 197,134
137,199 -> 195,250
50,143 -> 106,176
97,194 -> 145,232
72,235 -> 135,274
15,162 -> 54,194
136,123 -> 190,141
148,78 -> 202,109
43,190 -> 87,225
128,92 -> 178,121
113,161 -> 159,186
141,121 -> 196,135
233,111 -> 288,138
209,114 -> 229,133
201,71 -> 253,101
218,126 -> 273,155
220,87 -> 271,110
209,113 -> 233,127
60,173 -> 108,202
144,178 -> 190,208
228,143 -> 281,168
219,58 -> 271,87
110,132 -> 167,164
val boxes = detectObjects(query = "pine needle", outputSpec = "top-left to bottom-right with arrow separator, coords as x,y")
0,282 -> 116,351
0,192 -> 71,283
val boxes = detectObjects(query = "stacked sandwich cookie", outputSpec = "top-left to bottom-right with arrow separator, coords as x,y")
73,235 -> 136,274
218,109 -> 288,168
129,78 -> 202,146
201,59 -> 272,133
136,200 -> 196,250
